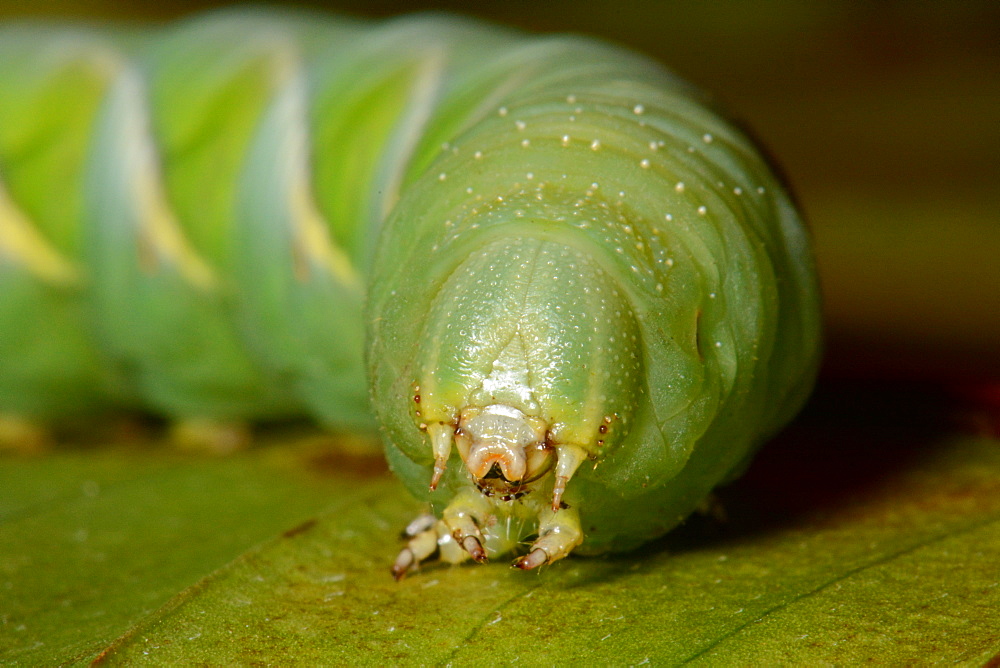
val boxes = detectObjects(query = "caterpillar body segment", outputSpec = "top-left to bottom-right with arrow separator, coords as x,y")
0,10 -> 822,572
0,28 -> 123,428
366,30 -> 821,570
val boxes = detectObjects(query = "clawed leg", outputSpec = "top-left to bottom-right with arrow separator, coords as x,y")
441,488 -> 493,563
392,514 -> 469,580
392,489 -> 494,579
392,489 -> 584,578
513,504 -> 582,571
392,517 -> 444,581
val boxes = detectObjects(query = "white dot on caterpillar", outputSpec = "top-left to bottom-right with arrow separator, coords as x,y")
465,187 -> 473,194
702,133 -> 714,143
697,206 -> 707,216
633,104 -> 645,115
521,139 -> 530,148
566,94 -> 577,104
473,150 -> 483,160
649,141 -> 659,151
664,213 -> 673,221
498,106 -> 508,117
526,172 -> 534,180
714,341 -> 723,348
590,139 -> 601,150
438,173 -> 447,181
675,182 -> 685,193
639,159 -> 651,169
733,186 -> 742,195
709,292 -> 716,299
561,135 -> 571,146
655,283 -> 664,292
757,186 -> 766,194
515,120 -> 526,131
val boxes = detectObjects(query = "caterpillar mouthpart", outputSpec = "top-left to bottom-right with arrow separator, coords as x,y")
455,404 -> 550,489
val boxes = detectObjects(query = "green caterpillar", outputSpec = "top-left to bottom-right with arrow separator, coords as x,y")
0,9 -> 822,576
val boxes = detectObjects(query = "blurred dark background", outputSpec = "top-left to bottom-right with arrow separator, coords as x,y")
3,0 -> 999,383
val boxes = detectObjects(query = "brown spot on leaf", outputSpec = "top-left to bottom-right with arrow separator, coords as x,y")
282,518 -> 317,539
306,447 -> 388,479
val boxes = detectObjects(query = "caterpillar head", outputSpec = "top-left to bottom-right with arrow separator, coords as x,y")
440,404 -> 552,498
410,232 -> 641,513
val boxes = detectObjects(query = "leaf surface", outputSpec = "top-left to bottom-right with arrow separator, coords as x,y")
0,432 -> 384,665
4,387 -> 995,665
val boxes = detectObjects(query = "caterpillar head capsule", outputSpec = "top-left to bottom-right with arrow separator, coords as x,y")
451,405 -> 551,497
383,233 -> 644,576
432,404 -> 588,514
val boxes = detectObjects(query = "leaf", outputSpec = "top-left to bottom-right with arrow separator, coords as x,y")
4,385 -> 996,665
0,430 -> 385,665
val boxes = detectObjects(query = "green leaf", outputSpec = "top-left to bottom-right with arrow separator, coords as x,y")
0,431 -> 385,665
3,386 -> 998,665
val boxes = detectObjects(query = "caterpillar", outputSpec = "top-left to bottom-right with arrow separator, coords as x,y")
0,9 -> 822,576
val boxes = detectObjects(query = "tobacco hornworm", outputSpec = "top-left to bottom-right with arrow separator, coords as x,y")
0,9 -> 822,574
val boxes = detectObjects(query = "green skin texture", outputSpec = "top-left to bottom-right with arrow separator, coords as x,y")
364,26 -> 822,553
0,29 -> 125,419
0,11 -> 821,557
